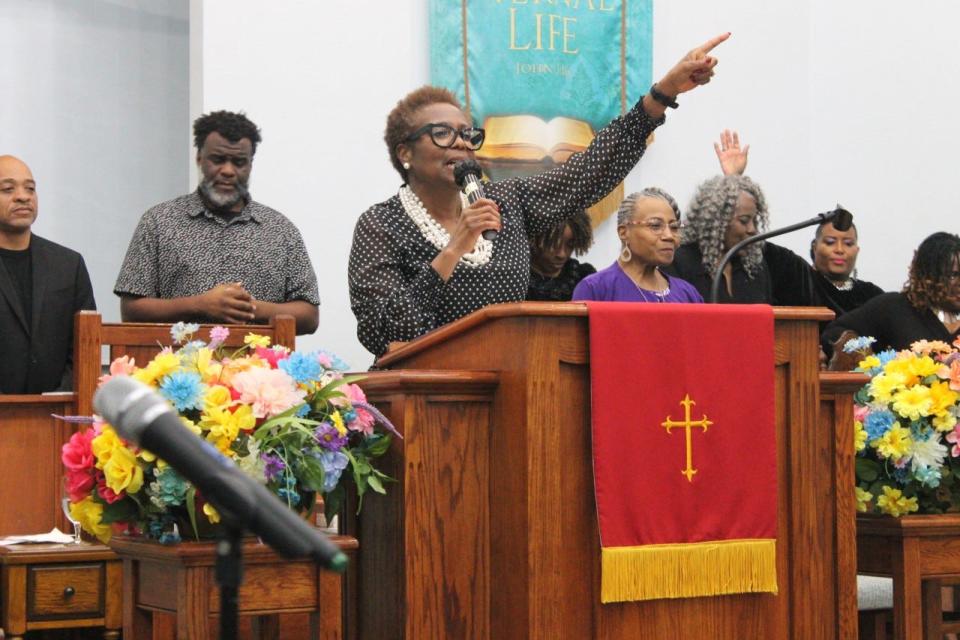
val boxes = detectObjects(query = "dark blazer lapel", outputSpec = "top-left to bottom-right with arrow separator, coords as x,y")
29,236 -> 48,339
0,253 -> 29,333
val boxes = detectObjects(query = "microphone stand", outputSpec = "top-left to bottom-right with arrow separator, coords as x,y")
215,522 -> 244,640
708,207 -> 852,304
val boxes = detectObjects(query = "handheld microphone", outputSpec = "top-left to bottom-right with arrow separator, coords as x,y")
708,205 -> 854,303
93,376 -> 348,573
453,160 -> 498,241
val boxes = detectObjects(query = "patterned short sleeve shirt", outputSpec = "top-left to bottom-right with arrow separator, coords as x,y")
114,191 -> 320,305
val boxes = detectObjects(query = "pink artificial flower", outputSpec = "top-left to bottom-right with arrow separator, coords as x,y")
317,353 -> 333,369
61,428 -> 97,472
230,367 -> 306,419
948,426 -> 960,457
854,404 -> 869,423
336,383 -> 376,434
98,355 -> 137,386
64,469 -> 96,502
940,359 -> 960,392
255,346 -> 290,369
209,325 -> 230,349
96,477 -> 124,504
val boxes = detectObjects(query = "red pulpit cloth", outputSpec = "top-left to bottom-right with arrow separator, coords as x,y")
587,302 -> 778,603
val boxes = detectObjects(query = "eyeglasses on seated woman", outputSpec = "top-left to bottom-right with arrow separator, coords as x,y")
572,188 -> 702,303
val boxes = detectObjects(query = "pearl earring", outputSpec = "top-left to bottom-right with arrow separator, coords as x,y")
402,161 -> 411,170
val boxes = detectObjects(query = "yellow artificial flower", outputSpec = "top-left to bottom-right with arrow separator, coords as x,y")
201,404 -> 255,456
873,426 -> 913,461
244,333 -> 271,349
218,355 -> 266,385
928,380 -> 960,419
194,347 -> 223,381
858,355 -> 881,372
876,486 -> 919,517
855,487 -> 873,513
102,445 -> 144,495
870,372 -> 908,404
892,385 -> 933,421
91,426 -> 123,467
203,503 -> 221,524
203,385 -> 233,413
181,416 -> 202,437
933,412 -> 959,432
132,350 -> 181,386
331,411 -> 347,436
854,420 -> 867,452
70,497 -> 112,543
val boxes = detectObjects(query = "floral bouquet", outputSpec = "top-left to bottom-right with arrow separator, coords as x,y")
61,323 -> 397,543
849,336 -> 960,516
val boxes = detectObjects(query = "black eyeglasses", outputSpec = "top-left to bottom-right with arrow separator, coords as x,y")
405,123 -> 485,150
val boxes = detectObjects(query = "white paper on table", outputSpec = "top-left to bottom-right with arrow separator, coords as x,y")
0,528 -> 75,546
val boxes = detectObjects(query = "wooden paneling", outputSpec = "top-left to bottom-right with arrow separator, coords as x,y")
351,303 -> 855,639
0,394 -> 76,535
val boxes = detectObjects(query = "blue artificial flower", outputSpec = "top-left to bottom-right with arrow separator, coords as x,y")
279,351 -> 322,384
319,450 -> 349,492
915,465 -> 942,488
277,486 -> 301,507
295,403 -> 311,418
149,468 -> 189,508
843,336 -> 877,354
170,321 -> 200,345
317,350 -> 350,372
158,370 -> 205,411
864,410 -> 897,440
877,349 -> 898,368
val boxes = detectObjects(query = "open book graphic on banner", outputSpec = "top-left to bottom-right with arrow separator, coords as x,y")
429,0 -> 652,223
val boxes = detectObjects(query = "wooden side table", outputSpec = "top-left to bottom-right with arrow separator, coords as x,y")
857,513 -> 960,639
110,535 -> 358,640
0,542 -> 121,639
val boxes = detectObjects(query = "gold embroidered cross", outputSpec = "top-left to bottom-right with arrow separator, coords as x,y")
662,394 -> 713,482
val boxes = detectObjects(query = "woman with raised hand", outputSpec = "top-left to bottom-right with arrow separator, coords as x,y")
711,129 -> 883,313
572,189 -> 701,303
348,34 -> 730,358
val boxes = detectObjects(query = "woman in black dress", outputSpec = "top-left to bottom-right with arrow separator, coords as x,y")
822,232 -> 960,353
808,219 -> 884,317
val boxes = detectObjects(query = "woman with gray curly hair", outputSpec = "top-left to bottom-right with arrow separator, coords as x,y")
572,188 -> 702,302
666,174 -> 815,304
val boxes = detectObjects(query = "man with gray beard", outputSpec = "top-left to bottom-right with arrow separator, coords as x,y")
114,111 -> 319,334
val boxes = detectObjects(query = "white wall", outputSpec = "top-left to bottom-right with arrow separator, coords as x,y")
10,1 -> 955,370
0,0 -> 189,321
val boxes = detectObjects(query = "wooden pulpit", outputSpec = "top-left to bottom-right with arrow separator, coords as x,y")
348,303 -> 857,639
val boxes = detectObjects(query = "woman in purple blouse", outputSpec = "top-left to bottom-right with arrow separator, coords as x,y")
572,188 -> 703,303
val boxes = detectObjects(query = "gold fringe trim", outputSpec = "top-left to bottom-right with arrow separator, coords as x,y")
601,538 -> 778,603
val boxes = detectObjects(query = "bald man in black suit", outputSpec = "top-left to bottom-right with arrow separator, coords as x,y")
0,155 -> 95,393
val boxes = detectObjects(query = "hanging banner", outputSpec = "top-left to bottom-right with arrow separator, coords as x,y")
429,0 -> 652,223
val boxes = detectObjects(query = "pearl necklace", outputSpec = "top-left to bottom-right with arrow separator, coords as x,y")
831,278 -> 855,292
399,186 -> 492,267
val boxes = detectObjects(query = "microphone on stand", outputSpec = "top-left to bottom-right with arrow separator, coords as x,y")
453,160 -> 498,241
708,205 -> 853,304
93,376 -> 348,573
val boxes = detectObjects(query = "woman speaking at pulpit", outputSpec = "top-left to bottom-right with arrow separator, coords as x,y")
348,33 -> 731,358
